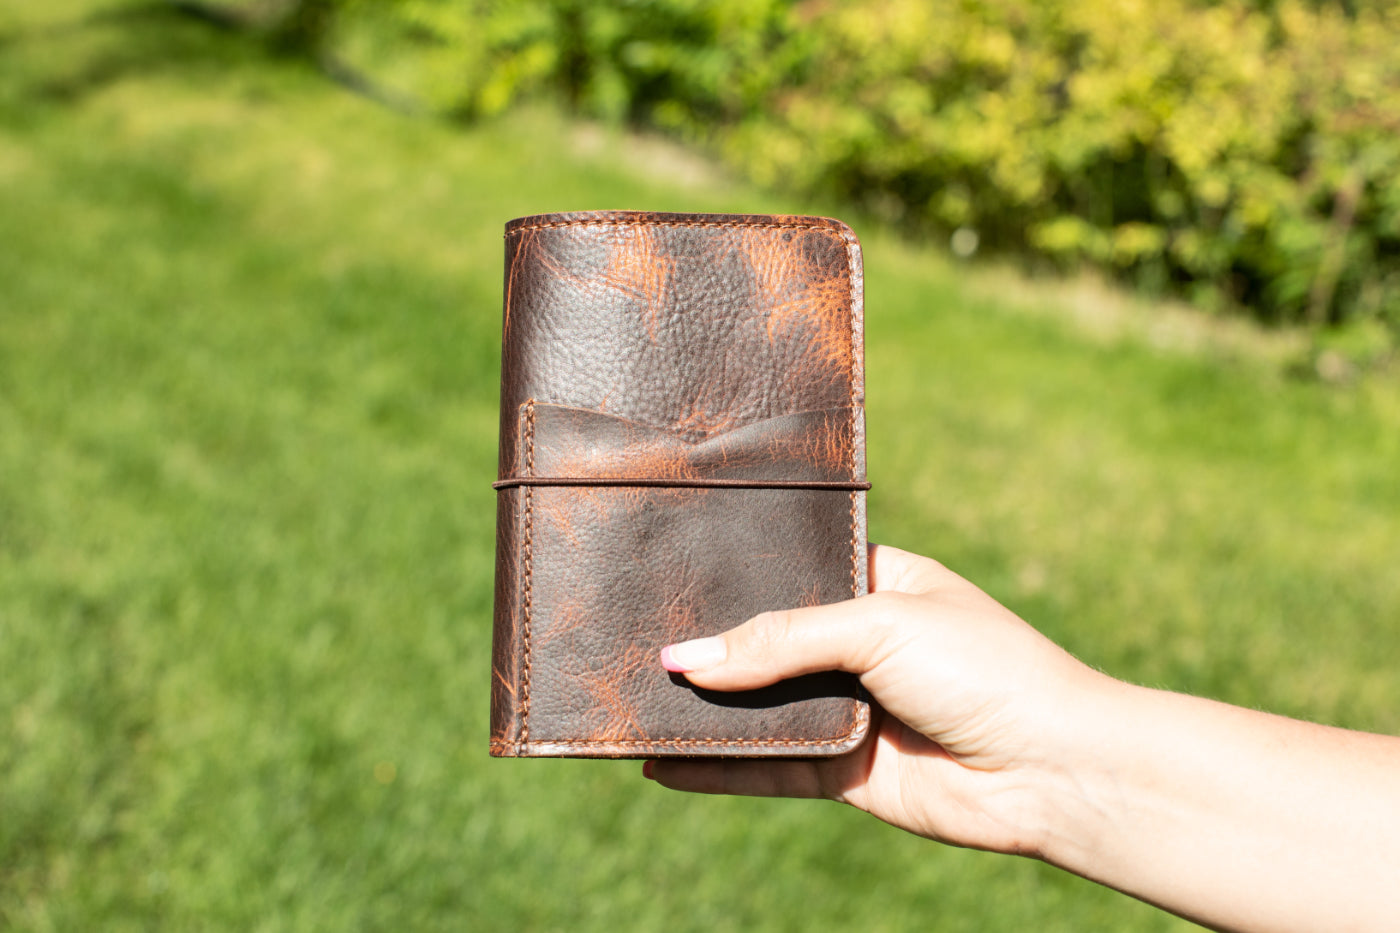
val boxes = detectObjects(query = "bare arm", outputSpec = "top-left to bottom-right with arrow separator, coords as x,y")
649,545 -> 1400,933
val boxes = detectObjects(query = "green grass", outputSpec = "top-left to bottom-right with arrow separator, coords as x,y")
3,5 -> 1398,931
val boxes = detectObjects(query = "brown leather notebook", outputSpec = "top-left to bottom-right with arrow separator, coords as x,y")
489,211 -> 870,758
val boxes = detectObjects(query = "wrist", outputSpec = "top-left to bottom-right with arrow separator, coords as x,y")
1013,669 -> 1139,868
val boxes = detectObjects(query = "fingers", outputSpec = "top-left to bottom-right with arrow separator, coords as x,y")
869,542 -> 959,594
869,542 -> 928,593
660,591 -> 906,691
644,758 -> 831,799
657,543 -> 958,692
645,747 -> 879,803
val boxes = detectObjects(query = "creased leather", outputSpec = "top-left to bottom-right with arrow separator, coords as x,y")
518,403 -> 858,484
490,211 -> 869,758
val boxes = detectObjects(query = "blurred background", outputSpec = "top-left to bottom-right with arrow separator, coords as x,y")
1,1 -> 1397,929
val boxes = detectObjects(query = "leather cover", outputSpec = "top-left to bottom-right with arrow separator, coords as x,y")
489,211 -> 870,758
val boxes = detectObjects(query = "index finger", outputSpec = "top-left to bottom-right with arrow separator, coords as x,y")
869,543 -> 957,595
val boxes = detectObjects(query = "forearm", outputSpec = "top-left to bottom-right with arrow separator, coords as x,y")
1037,676 -> 1400,932
649,547 -> 1400,930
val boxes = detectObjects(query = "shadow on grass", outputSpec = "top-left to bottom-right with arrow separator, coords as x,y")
2,2 -> 282,110
2,0 -> 417,117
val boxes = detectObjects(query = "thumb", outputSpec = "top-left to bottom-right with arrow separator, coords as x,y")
660,593 -> 903,691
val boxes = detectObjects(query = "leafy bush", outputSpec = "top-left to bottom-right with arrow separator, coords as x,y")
216,0 -> 1400,328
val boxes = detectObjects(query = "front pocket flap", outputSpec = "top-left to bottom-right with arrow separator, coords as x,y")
520,402 -> 860,484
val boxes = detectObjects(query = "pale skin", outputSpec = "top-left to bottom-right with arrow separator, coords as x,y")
648,544 -> 1400,933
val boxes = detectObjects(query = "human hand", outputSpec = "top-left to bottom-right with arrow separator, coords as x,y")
650,544 -> 1400,931
647,544 -> 1113,857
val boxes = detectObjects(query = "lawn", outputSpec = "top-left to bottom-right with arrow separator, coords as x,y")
2,4 -> 1398,931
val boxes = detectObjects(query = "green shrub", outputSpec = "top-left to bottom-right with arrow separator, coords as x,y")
212,0 -> 1400,329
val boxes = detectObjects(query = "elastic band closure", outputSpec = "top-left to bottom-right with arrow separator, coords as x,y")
493,476 -> 871,491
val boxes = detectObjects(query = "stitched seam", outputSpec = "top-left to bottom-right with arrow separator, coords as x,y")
520,400 -> 536,745
850,492 -> 859,599
842,229 -> 862,599
492,739 -> 851,745
507,220 -> 834,235
490,704 -> 870,748
494,477 -> 872,490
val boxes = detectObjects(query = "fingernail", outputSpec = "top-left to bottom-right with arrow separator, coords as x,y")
642,760 -> 655,781
660,637 -> 727,673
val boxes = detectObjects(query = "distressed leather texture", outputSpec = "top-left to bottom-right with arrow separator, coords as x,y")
490,211 -> 870,758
